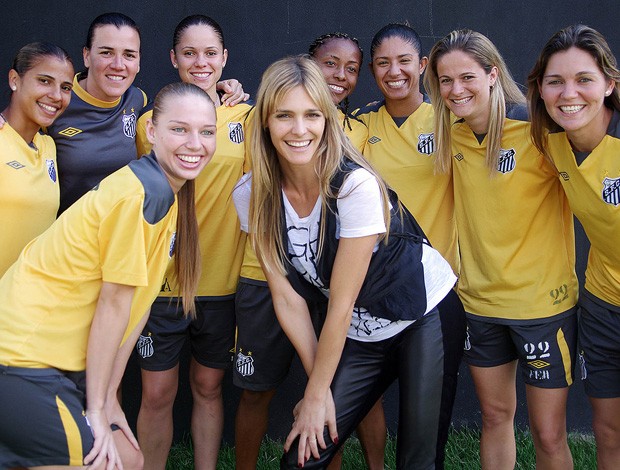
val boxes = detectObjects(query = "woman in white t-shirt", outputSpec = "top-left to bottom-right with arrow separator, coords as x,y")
233,55 -> 461,470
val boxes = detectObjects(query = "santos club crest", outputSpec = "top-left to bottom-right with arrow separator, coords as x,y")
45,159 -> 57,183
236,352 -> 255,377
497,148 -> 516,174
602,177 -> 620,206
122,112 -> 137,139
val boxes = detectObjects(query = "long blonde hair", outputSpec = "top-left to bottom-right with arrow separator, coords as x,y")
152,82 -> 211,316
249,55 -> 390,275
425,29 -> 525,173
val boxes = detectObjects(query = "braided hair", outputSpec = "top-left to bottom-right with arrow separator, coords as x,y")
309,32 -> 363,131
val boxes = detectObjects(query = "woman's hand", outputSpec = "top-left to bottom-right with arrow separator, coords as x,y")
216,79 -> 250,106
105,396 -> 140,452
285,389 -> 338,466
83,408 -> 122,470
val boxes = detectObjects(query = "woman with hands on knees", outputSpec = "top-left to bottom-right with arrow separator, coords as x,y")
0,42 -> 73,278
233,55 -> 461,469
528,24 -> 620,470
0,81 -> 216,470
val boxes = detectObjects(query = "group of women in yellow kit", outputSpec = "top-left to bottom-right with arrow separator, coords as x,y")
0,9 -> 618,470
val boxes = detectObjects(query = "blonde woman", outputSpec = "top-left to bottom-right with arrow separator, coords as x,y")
234,55 -> 460,469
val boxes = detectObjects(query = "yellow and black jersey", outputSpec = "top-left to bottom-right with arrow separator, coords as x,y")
548,109 -> 620,306
0,125 -> 59,276
355,99 -> 458,273
452,107 -> 577,320
47,73 -> 147,213
152,103 -> 254,298
0,153 -> 177,371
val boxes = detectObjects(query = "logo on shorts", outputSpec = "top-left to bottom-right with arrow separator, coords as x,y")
228,122 -> 244,144
122,111 -> 137,139
46,159 -> 57,183
578,351 -> 587,380
236,351 -> 255,377
525,342 -> 551,380
464,327 -> 471,351
417,132 -> 434,155
497,148 -> 516,174
136,334 -> 154,358
602,177 -> 620,206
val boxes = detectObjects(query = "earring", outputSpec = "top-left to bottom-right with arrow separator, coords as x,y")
605,90 -> 612,96
173,64 -> 178,69
11,85 -> 16,91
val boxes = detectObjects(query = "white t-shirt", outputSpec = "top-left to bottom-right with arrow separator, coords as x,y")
233,169 -> 456,342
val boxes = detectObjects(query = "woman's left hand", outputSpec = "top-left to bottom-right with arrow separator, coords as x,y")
216,79 -> 250,106
285,390 -> 338,466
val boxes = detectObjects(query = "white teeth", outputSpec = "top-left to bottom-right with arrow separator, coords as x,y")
287,140 -> 310,148
192,73 -> 211,78
107,75 -> 124,81
178,155 -> 200,163
329,84 -> 345,93
387,80 -> 405,88
452,97 -> 471,105
560,105 -> 584,114
38,103 -> 58,113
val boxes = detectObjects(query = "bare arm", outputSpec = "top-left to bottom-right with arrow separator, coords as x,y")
83,281 -> 135,470
273,235 -> 378,466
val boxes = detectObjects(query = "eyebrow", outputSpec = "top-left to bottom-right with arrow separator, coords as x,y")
97,45 -> 139,54
374,53 -> 415,61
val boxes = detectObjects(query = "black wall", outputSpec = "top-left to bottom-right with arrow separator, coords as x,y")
3,0 -> 609,443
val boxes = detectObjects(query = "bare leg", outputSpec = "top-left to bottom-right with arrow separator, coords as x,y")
234,388 -> 277,470
355,399 -> 386,470
526,385 -> 572,469
189,358 -> 225,470
469,362 -> 518,470
136,366 -> 179,470
590,396 -> 620,470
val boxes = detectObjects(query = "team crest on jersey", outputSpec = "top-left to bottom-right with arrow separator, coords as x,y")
417,132 -> 435,155
602,177 -> 620,206
169,232 -> 176,258
136,334 -> 154,358
228,122 -> 244,144
497,148 -> 516,174
236,352 -> 255,376
45,159 -> 57,182
122,112 -> 137,139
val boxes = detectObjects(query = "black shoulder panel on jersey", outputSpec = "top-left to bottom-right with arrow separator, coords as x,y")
506,103 -> 529,122
354,99 -> 385,116
128,153 -> 175,225
138,100 -> 154,119
607,108 -> 620,139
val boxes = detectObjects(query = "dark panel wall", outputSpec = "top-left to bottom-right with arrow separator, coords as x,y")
2,0 -> 610,443
2,1 -> 619,110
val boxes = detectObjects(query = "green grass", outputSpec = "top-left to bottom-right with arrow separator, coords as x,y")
166,428 -> 596,469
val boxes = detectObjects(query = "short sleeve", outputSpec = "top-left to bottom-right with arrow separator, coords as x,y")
98,195 -> 149,287
337,168 -> 387,238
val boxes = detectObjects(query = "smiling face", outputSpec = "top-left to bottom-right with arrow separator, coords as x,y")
147,93 -> 216,193
313,37 -> 361,105
540,46 -> 615,146
436,50 -> 497,133
267,85 -> 326,171
171,24 -> 227,102
371,36 -> 426,109
8,55 -> 74,138
82,24 -> 140,102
